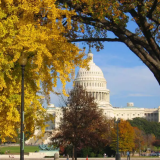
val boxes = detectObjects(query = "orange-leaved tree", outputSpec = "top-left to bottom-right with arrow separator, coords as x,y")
111,119 -> 135,154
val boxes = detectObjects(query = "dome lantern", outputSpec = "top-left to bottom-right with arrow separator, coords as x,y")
88,47 -> 94,64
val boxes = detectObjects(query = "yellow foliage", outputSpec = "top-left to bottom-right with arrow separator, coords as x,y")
111,119 -> 135,152
0,0 -> 89,142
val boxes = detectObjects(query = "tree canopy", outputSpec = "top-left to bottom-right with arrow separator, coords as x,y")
57,0 -> 160,85
128,117 -> 160,138
0,0 -> 89,142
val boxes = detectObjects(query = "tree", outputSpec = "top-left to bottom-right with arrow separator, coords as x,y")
57,0 -> 160,85
128,117 -> 160,138
133,127 -> 145,155
111,119 -> 135,154
51,85 -> 110,160
144,133 -> 156,149
152,139 -> 160,147
0,0 -> 89,142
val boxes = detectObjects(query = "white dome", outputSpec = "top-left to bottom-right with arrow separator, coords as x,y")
76,51 -> 106,83
74,49 -> 111,107
77,62 -> 104,78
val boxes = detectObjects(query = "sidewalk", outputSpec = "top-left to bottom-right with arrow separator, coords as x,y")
0,156 -> 160,160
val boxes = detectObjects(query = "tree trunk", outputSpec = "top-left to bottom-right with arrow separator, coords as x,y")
72,145 -> 75,160
75,145 -> 77,160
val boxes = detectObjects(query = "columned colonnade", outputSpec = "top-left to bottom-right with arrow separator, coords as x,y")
87,91 -> 108,101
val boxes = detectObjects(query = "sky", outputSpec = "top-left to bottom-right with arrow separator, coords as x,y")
49,18 -> 160,109
49,40 -> 160,109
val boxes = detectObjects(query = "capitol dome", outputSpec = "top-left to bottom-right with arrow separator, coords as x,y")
74,48 -> 111,107
77,53 -> 104,79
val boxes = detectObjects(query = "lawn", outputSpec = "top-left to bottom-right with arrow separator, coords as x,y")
0,146 -> 39,154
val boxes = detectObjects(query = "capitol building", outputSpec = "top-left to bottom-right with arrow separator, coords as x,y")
26,49 -> 160,144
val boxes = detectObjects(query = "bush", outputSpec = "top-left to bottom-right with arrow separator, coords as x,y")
90,152 -> 95,157
0,151 -> 4,154
82,147 -> 91,157
97,154 -> 102,157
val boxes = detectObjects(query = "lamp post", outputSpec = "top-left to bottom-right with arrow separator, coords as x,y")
115,118 -> 121,160
19,53 -> 27,160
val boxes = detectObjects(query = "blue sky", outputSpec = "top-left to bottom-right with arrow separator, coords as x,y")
49,41 -> 160,109
49,17 -> 160,109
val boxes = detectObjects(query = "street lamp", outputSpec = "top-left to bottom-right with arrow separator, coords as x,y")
115,118 -> 121,160
19,53 -> 27,160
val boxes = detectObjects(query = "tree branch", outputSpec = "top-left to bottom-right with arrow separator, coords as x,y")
147,0 -> 158,18
68,37 -> 122,42
129,8 -> 160,60
114,32 -> 160,84
146,0 -> 160,25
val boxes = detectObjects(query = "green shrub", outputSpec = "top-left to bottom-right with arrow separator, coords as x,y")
97,154 -> 102,157
90,152 -> 95,157
0,151 -> 4,154
82,147 -> 91,157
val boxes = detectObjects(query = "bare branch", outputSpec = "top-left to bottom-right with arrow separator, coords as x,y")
68,37 -> 122,42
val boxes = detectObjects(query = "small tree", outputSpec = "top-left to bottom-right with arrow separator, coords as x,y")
133,127 -> 145,155
51,85 -> 110,160
111,119 -> 135,155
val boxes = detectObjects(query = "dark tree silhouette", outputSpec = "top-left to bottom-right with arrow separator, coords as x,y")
51,85 -> 111,160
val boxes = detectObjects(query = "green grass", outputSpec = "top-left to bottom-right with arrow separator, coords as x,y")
0,146 -> 39,154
